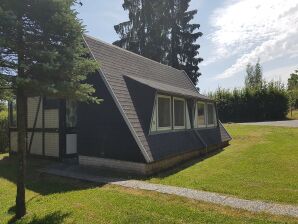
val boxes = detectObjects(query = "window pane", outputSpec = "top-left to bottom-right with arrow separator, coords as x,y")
207,104 -> 214,125
66,100 -> 77,128
158,97 -> 171,128
197,103 -> 205,126
10,100 -> 17,127
174,99 -> 185,127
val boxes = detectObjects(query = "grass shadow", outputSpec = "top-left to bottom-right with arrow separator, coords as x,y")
144,147 -> 225,180
8,211 -> 70,224
0,154 -> 100,196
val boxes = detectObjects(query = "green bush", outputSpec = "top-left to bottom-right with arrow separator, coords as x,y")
0,108 -> 9,152
210,82 -> 289,123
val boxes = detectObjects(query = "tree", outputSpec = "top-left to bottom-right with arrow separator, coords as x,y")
287,69 -> 298,112
114,0 -> 203,85
245,63 -> 254,88
288,70 -> 298,90
244,59 -> 263,89
166,0 -> 203,84
0,0 -> 99,219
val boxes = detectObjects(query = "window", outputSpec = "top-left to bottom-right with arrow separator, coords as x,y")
207,103 -> 216,126
173,97 -> 185,129
66,100 -> 77,128
9,100 -> 17,127
197,102 -> 206,127
157,95 -> 171,130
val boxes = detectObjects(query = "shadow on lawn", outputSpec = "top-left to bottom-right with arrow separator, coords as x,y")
8,211 -> 70,224
145,147 -> 225,180
0,154 -> 101,196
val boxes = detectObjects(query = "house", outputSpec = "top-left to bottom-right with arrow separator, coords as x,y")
8,35 -> 231,175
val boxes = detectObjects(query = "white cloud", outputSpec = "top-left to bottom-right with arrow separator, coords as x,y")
264,65 -> 297,84
207,0 -> 298,79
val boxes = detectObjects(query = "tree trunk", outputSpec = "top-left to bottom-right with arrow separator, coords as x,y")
15,88 -> 26,219
15,0 -> 26,219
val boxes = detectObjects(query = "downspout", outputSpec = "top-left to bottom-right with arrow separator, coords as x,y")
194,129 -> 208,153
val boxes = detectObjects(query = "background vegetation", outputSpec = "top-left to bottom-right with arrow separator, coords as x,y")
210,82 -> 289,123
209,61 -> 293,123
0,103 -> 8,153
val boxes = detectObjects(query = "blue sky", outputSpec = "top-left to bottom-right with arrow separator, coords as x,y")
76,0 -> 298,93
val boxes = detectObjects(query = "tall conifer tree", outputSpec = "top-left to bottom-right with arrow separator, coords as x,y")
114,0 -> 203,85
166,0 -> 203,84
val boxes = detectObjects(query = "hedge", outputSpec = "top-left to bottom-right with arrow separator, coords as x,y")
209,83 -> 289,123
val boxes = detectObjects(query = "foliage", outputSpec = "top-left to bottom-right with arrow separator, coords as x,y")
287,109 -> 298,120
244,59 -> 263,89
287,70 -> 298,109
0,154 -> 297,223
114,0 -> 203,85
0,0 -> 99,103
0,105 -> 8,152
0,0 -> 100,218
209,81 -> 289,123
149,124 -> 298,204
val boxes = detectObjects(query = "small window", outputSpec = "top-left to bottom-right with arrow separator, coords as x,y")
173,97 -> 185,129
207,103 -> 216,126
9,100 -> 17,127
157,95 -> 171,130
66,100 -> 77,128
197,102 -> 206,128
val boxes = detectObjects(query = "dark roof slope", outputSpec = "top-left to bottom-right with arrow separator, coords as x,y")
83,35 -> 212,163
84,35 -> 207,97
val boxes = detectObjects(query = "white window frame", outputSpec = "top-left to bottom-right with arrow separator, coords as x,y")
157,95 -> 172,131
149,94 -> 158,133
207,103 -> 216,127
173,97 -> 186,130
197,101 -> 207,128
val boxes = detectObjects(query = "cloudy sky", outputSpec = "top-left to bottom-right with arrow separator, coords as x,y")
76,0 -> 298,92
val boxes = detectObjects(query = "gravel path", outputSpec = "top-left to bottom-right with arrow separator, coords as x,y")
238,120 -> 298,127
41,166 -> 298,218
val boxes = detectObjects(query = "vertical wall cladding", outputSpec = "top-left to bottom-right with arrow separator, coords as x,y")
124,76 -> 156,135
77,72 -> 145,163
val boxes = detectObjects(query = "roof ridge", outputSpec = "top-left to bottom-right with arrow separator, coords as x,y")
84,34 -> 185,74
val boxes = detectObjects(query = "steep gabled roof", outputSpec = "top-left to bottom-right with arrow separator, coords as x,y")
83,35 -> 211,163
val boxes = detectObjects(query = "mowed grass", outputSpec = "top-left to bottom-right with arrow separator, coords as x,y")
1,154 -> 297,223
148,124 -> 298,205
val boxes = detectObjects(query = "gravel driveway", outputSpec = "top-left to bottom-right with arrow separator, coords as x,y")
238,120 -> 298,127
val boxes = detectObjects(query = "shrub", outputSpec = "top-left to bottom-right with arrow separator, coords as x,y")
210,82 -> 289,123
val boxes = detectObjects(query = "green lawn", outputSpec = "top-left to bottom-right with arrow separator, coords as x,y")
0,154 -> 297,223
148,124 -> 298,205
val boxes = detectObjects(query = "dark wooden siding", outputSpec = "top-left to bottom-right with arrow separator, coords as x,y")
77,72 -> 145,163
125,76 -> 231,161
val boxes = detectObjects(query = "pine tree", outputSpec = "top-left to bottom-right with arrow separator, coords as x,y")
167,0 -> 203,84
0,0 -> 99,219
114,0 -> 203,85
